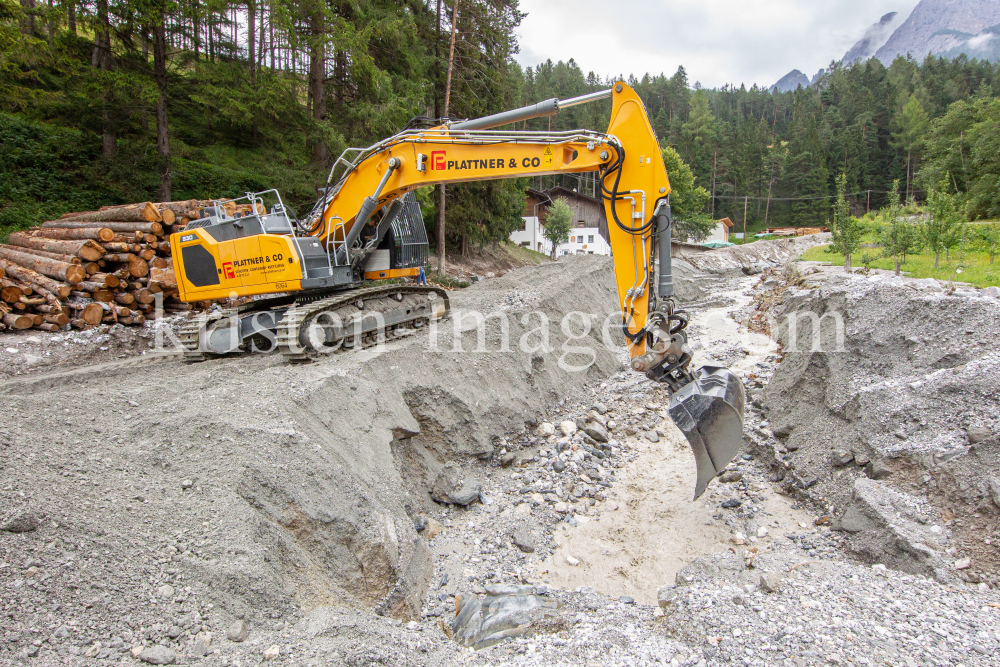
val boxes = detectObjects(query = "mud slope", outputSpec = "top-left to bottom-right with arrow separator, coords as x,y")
0,256 -> 626,655
761,269 -> 1000,584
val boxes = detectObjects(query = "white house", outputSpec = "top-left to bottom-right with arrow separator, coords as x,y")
513,187 -> 612,257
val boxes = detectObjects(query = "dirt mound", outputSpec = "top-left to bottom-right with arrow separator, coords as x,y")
760,268 -> 1000,583
0,255 -> 625,661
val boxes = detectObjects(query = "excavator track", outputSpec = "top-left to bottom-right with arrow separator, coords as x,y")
276,284 -> 450,363
178,308 -> 235,362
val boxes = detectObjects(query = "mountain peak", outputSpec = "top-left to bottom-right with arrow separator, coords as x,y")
843,11 -> 906,64
770,70 -> 811,93
874,0 -> 1000,63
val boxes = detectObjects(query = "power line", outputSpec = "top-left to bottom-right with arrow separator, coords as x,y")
712,189 -> 923,202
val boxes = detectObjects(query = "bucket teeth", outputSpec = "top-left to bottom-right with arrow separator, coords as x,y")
668,366 -> 746,500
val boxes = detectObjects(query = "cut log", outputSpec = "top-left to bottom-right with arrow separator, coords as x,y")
89,273 -> 119,289
42,221 -> 164,235
30,314 -> 42,326
72,202 -> 161,223
18,296 -> 46,306
134,289 -> 155,305
27,227 -> 115,242
36,322 -> 61,332
81,303 -> 104,325
151,257 -> 170,270
103,253 -> 132,263
8,233 -> 105,261
139,249 -> 155,261
93,289 -> 114,303
70,318 -> 91,329
0,243 -> 81,266
127,255 -> 149,278
1,279 -> 24,303
111,233 -> 143,243
84,263 -> 100,275
114,292 -> 135,306
34,303 -> 68,315
0,257 -> 77,294
102,242 -> 131,253
3,313 -> 33,329
149,267 -> 177,288
42,313 -> 70,326
0,247 -> 92,281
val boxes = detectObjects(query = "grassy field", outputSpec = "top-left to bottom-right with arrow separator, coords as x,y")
801,242 -> 999,288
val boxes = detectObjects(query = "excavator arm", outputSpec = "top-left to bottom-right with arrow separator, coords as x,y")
305,84 -> 666,361
171,82 -> 744,499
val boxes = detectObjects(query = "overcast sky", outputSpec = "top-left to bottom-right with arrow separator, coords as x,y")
516,0 -> 920,89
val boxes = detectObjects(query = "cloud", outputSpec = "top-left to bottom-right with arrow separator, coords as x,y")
515,0 -> 919,89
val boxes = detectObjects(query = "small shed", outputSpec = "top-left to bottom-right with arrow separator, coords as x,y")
706,217 -> 734,243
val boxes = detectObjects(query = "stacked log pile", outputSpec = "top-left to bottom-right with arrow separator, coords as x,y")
0,200 -> 218,333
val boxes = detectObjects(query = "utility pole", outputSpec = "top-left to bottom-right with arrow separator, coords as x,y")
710,149 -> 717,219
437,0 -> 458,275
743,196 -> 748,242
867,189 -> 871,215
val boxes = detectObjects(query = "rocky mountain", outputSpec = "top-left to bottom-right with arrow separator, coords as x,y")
874,0 -> 1000,63
940,21 -> 1000,60
770,69 -> 811,93
843,12 -> 907,63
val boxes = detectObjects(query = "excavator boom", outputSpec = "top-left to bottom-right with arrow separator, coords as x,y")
170,82 -> 745,499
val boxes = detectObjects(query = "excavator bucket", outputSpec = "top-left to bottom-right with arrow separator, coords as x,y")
668,365 -> 746,500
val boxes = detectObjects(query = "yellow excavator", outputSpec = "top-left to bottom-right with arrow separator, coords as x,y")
170,82 -> 744,499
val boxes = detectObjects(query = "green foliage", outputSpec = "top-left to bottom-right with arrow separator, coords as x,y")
875,181 -> 922,276
543,197 -> 573,258
892,94 -> 930,154
827,173 -> 865,271
661,145 -> 713,242
974,222 -> 1000,264
922,175 -> 966,267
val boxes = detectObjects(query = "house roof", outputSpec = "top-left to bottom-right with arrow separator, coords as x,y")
717,217 -> 735,228
545,185 -> 603,206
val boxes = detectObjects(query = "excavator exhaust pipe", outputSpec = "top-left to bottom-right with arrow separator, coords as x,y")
668,366 -> 746,500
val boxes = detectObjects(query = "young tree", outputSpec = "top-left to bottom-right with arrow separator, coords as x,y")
976,222 -> 1000,264
542,197 -> 573,260
828,172 -> 864,271
876,180 -> 921,276
923,175 -> 963,268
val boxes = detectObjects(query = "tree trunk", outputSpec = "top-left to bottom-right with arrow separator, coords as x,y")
153,19 -> 171,201
93,0 -> 115,158
934,250 -> 940,269
906,149 -> 911,203
247,0 -> 256,74
192,0 -> 200,60
894,258 -> 901,276
844,253 -> 851,273
67,0 -> 76,34
308,4 -> 327,163
437,0 -> 459,275
19,0 -> 35,36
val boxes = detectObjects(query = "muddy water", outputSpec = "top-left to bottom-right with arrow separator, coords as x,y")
540,274 -> 813,605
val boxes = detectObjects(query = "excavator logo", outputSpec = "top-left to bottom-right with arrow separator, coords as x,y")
222,262 -> 236,280
431,150 -> 447,170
